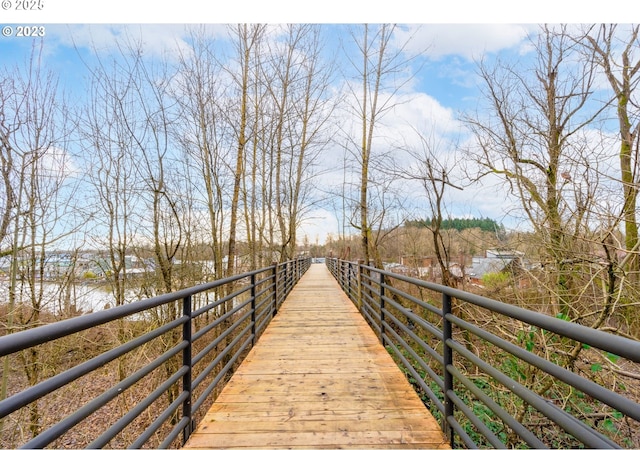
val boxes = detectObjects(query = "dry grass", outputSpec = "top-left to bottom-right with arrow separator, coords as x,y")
0,301 -> 249,449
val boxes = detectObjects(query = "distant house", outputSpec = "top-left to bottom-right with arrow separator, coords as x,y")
400,254 -> 469,282
400,255 -> 438,269
383,262 -> 415,276
468,248 -> 527,288
485,249 -> 524,260
468,258 -> 512,283
81,254 -> 155,279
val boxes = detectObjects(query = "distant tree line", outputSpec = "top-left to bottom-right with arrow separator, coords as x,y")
405,217 -> 505,233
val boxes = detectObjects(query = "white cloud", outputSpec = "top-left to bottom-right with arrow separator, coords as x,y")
380,92 -> 459,140
395,24 -> 534,61
46,24 -> 228,61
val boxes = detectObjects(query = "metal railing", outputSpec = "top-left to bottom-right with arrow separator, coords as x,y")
327,258 -> 640,449
0,257 -> 311,449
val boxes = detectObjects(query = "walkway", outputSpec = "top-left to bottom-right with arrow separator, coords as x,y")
183,263 -> 449,449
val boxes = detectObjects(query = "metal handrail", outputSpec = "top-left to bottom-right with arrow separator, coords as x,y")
0,257 -> 311,449
327,258 -> 640,449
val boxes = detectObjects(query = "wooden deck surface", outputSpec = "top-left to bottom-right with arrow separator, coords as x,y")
183,263 -> 449,449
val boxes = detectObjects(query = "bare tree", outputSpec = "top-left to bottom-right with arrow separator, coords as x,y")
0,42 -> 77,438
0,78 -> 16,258
243,35 -> 267,269
129,55 -> 182,295
464,24 -> 606,317
81,51 -> 141,309
263,24 -> 335,260
583,24 -> 640,282
225,24 -> 266,275
173,27 -> 231,281
461,27 -> 640,436
398,129 -> 463,287
344,24 -> 422,267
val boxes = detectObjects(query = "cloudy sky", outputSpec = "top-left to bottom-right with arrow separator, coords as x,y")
0,4 -> 630,244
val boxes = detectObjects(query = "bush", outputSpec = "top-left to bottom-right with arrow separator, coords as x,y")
481,271 -> 510,290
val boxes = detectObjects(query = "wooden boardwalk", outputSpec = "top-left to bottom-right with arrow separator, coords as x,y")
184,263 -> 449,449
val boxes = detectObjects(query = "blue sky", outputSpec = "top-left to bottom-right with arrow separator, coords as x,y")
0,22 -> 533,132
0,23 -> 530,111
0,5 -> 634,243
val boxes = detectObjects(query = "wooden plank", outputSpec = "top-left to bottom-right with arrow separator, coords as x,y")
193,418 -> 442,433
216,385 -> 413,398
223,372 -> 397,384
202,404 -> 430,420
245,346 -> 383,357
184,264 -> 449,449
185,431 -> 450,448
230,360 -> 401,375
210,394 -> 429,410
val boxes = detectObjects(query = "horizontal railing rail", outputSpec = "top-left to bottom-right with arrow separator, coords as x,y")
0,257 -> 311,449
327,258 -> 640,449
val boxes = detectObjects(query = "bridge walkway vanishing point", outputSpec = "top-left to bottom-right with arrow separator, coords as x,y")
183,263 -> 449,449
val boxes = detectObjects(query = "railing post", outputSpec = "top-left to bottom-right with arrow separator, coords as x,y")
182,295 -> 193,445
344,261 -> 349,290
442,292 -> 455,446
283,262 -> 288,295
357,260 -> 364,311
272,261 -> 278,317
347,261 -> 352,299
379,271 -> 385,345
251,273 -> 257,345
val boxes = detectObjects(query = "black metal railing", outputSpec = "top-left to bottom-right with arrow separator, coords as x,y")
0,257 -> 311,449
327,258 -> 640,449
